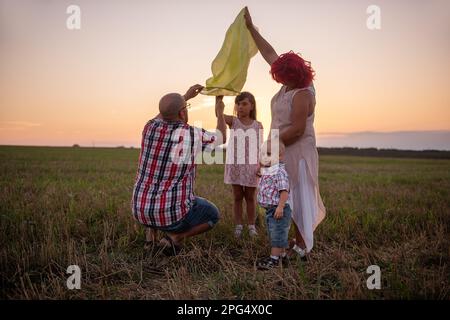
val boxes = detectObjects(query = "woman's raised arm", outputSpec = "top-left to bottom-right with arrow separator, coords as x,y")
244,7 -> 279,66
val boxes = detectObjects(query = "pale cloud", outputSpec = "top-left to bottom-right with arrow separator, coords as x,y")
190,96 -> 235,112
0,121 -> 42,130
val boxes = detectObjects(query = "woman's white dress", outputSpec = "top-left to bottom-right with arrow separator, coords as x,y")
270,84 -> 326,252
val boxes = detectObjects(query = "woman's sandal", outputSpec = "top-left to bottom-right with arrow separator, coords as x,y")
159,235 -> 182,256
288,238 -> 308,261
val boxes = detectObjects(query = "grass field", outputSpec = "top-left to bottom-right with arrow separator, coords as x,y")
0,146 -> 449,299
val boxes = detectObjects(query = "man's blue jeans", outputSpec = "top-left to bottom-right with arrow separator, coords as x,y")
155,197 -> 220,233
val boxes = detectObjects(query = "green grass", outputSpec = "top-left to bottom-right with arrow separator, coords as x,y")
0,146 -> 449,299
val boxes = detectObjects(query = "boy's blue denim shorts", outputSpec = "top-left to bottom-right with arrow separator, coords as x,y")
265,203 -> 292,248
154,197 -> 220,234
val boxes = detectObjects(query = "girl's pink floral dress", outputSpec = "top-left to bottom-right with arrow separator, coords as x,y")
224,117 -> 263,187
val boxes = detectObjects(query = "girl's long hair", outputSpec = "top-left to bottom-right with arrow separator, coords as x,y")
234,91 -> 257,120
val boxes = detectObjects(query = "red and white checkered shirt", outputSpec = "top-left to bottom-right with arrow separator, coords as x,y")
257,163 -> 290,208
132,118 -> 216,227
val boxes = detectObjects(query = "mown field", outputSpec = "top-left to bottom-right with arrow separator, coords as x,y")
0,146 -> 448,299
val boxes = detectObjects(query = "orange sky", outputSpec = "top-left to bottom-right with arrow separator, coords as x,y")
0,0 -> 449,149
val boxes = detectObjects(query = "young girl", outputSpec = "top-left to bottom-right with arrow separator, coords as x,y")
218,92 -> 263,238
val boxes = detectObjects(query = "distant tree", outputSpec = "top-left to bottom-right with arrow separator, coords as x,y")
317,147 -> 450,159
72,144 -> 80,148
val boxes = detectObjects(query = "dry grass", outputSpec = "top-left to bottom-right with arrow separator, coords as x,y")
0,146 -> 449,299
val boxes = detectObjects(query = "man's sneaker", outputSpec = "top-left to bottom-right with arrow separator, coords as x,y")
248,225 -> 258,238
234,225 -> 243,238
257,256 -> 280,270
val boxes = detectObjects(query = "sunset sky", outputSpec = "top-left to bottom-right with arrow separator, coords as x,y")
1,0 -> 449,149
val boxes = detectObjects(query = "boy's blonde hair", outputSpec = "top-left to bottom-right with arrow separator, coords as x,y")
264,133 -> 285,154
260,136 -> 285,164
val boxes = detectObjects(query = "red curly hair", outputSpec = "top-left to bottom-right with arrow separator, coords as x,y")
270,51 -> 315,89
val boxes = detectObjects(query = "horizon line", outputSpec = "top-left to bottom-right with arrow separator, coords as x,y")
1,143 -> 449,152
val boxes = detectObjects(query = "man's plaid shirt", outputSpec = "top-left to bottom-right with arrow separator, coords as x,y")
132,118 -> 216,227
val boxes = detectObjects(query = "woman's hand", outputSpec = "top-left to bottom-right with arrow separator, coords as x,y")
243,7 -> 278,66
244,6 -> 253,29
183,84 -> 204,101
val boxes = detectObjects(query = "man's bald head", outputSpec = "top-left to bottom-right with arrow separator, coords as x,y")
159,93 -> 185,120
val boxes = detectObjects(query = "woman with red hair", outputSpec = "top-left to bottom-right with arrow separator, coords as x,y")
244,7 -> 326,260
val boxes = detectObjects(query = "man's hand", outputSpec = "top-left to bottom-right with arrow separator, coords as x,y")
183,84 -> 204,101
274,206 -> 284,220
244,7 -> 253,29
215,95 -> 225,117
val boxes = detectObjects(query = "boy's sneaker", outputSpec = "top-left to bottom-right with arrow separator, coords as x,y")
234,225 -> 243,238
248,225 -> 258,238
257,256 -> 280,270
281,254 -> 290,267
